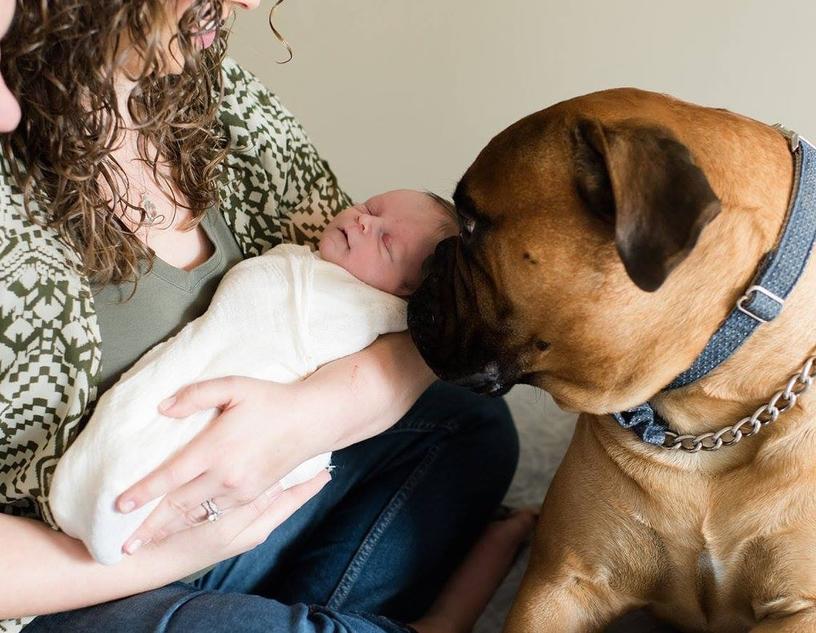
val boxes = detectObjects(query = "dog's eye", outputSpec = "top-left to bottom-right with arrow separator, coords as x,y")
534,339 -> 550,352
453,194 -> 482,240
460,214 -> 477,237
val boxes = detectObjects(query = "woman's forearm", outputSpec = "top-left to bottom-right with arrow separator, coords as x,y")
295,331 -> 435,451
0,513 -> 201,619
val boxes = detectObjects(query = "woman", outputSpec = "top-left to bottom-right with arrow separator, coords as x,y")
0,2 -> 526,632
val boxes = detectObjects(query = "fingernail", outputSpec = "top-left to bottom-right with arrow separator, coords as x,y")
120,499 -> 136,513
159,396 -> 176,410
124,539 -> 142,555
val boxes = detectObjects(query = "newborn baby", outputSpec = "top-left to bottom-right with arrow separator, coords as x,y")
50,189 -> 458,565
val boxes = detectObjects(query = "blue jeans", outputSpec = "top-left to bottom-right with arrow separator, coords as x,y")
25,382 -> 519,633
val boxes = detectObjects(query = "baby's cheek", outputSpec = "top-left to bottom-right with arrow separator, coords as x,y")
350,261 -> 396,293
318,236 -> 340,265
371,265 -> 405,295
317,238 -> 330,260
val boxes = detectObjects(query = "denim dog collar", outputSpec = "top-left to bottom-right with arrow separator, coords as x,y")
612,125 -> 816,445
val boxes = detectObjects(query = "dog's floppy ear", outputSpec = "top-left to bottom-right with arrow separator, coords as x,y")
573,118 -> 721,292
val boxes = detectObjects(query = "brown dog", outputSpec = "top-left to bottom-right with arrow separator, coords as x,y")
407,89 -> 816,632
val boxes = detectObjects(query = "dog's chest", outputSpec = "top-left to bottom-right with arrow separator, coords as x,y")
646,537 -> 755,633
650,484 -> 814,632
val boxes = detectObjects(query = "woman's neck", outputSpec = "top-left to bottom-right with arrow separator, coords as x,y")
106,73 -> 189,240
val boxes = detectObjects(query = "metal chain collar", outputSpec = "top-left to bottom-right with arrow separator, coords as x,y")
662,356 -> 816,452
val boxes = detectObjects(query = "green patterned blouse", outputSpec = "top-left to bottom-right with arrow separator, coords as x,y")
0,58 -> 351,632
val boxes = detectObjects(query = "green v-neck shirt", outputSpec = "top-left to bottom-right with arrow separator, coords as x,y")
92,206 -> 245,396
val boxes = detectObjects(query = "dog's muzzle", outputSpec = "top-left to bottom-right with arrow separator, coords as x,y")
408,238 -> 515,397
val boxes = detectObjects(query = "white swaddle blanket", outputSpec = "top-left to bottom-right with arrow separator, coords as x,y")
49,244 -> 408,565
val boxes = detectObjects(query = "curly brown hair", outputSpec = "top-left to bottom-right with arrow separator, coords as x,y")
0,0 -> 231,287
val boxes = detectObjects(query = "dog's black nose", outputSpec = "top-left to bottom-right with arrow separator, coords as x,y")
450,362 -> 511,397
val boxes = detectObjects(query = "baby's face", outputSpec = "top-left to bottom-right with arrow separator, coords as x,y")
319,189 -> 455,296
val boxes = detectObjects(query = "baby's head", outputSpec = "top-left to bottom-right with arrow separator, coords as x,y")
319,189 -> 458,296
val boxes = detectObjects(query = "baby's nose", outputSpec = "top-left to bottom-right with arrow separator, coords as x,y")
357,213 -> 379,234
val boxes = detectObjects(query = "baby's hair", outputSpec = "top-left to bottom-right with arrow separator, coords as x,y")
425,191 -> 459,241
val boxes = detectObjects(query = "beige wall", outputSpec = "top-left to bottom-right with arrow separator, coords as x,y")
228,0 -> 816,202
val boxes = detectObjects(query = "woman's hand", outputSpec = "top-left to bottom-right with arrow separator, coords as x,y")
116,332 -> 433,555
117,375 -> 325,554
145,469 -> 333,571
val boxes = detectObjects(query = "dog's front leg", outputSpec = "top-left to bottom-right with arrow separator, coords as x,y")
502,555 -> 642,633
502,423 -> 663,633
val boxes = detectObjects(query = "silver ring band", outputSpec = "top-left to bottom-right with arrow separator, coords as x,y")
201,498 -> 222,522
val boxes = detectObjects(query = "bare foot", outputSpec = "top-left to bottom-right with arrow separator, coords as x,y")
410,508 -> 537,633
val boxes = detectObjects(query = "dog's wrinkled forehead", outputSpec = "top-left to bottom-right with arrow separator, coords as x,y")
452,89 -> 722,293
451,112 -> 592,268
450,110 -> 598,279
455,111 -> 571,214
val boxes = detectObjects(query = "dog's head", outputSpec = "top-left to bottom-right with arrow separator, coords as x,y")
408,89 -> 736,412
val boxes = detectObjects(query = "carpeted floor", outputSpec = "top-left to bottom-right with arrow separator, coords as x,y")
473,385 -> 678,633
